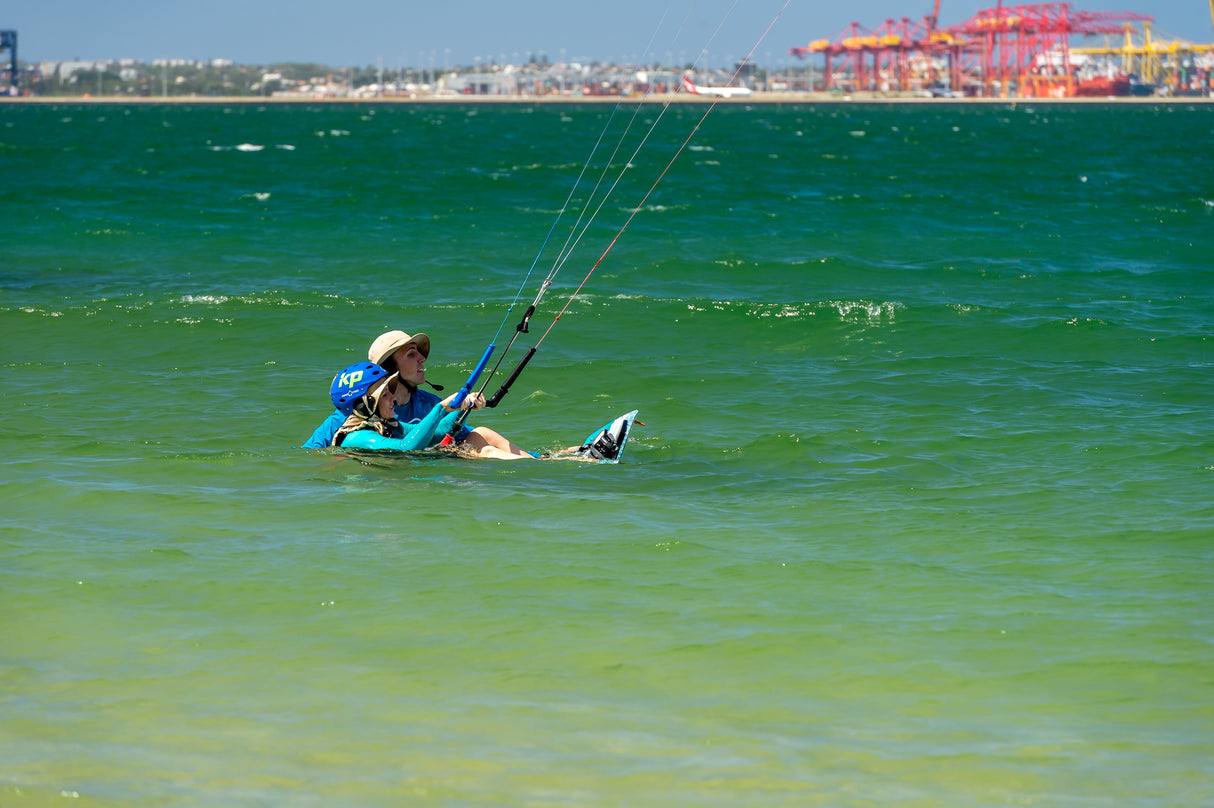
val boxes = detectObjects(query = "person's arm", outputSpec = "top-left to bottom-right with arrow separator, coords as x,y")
302,409 -> 345,448
435,409 -> 464,442
398,390 -> 477,447
429,391 -> 485,445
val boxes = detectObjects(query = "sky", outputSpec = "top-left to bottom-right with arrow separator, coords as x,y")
6,1 -> 1211,68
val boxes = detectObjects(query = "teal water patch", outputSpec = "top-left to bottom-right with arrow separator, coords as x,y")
2,101 -> 1212,806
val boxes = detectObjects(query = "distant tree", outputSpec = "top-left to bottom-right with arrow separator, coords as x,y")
351,66 -> 378,88
271,62 -> 332,82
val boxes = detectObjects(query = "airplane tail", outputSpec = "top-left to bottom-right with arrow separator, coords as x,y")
682,75 -> 700,95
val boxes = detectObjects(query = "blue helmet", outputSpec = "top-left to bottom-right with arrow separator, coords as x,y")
330,362 -> 393,415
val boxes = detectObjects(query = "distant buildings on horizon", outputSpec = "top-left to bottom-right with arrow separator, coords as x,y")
14,56 -> 793,99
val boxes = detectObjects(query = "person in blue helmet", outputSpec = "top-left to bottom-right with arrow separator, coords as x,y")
303,329 -> 534,458
327,362 -> 468,452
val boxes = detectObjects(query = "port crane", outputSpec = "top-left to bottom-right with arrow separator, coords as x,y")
791,2 -> 1157,97
789,1 -> 962,94
1071,22 -> 1214,92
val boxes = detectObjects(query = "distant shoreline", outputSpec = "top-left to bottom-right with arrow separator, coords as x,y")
4,92 -> 1212,105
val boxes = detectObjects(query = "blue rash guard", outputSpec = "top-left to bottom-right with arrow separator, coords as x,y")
302,387 -> 472,449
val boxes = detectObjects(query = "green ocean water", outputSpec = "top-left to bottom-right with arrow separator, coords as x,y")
1,100 -> 1212,806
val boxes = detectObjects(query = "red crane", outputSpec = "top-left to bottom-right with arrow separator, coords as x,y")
948,2 -> 1153,97
790,2 -> 1153,97
788,4 -> 962,94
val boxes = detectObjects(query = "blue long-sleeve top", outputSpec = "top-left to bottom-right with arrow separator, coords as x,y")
337,402 -> 464,452
303,387 -> 471,449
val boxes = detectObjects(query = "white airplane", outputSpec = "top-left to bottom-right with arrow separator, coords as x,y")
681,75 -> 754,98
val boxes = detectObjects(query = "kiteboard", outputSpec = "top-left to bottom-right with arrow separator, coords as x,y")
572,409 -> 640,464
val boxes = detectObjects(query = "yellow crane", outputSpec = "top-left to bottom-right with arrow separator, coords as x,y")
1072,22 -> 1214,90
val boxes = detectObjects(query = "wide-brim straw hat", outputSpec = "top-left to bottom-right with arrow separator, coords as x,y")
368,330 -> 430,365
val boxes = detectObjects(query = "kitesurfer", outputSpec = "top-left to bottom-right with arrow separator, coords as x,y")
327,360 -> 541,461
304,330 -> 534,459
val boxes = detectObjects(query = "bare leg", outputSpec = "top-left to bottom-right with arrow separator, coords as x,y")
462,427 -> 534,460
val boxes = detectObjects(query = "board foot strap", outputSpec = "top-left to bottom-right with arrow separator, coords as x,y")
575,418 -> 630,462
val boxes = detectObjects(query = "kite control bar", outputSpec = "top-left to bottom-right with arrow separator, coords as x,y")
448,344 -> 494,411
